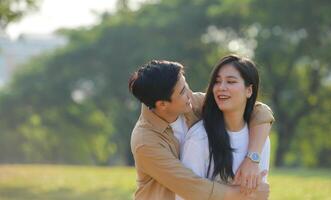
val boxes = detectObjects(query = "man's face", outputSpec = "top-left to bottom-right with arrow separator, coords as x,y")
164,74 -> 192,116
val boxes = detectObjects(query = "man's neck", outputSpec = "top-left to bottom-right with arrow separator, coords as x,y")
223,110 -> 245,132
152,109 -> 179,124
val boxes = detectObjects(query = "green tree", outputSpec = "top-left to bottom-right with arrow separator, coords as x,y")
0,0 -> 40,28
203,0 -> 331,166
0,0 -> 330,167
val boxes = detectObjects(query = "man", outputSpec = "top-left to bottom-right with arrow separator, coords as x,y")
129,60 -> 274,200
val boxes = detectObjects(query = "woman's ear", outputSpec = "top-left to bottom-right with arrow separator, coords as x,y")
246,84 -> 253,98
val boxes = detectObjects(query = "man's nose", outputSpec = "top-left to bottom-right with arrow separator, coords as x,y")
186,91 -> 191,100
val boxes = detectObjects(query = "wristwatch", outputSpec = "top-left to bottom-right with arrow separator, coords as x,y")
246,152 -> 261,163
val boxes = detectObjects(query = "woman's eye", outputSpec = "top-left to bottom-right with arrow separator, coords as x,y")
228,81 -> 236,84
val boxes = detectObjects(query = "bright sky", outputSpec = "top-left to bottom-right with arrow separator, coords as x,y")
6,0 -> 144,39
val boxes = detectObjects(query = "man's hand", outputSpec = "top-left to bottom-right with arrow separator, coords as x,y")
233,158 -> 268,195
223,183 -> 269,200
254,182 -> 270,200
223,185 -> 254,200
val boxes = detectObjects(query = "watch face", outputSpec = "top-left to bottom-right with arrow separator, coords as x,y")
247,152 -> 260,162
252,153 -> 259,161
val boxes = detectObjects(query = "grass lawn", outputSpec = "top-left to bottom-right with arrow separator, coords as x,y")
0,165 -> 330,200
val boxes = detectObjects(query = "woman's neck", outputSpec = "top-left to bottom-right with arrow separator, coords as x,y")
223,110 -> 245,132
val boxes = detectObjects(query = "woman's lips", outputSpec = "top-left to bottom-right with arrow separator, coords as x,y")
217,95 -> 231,101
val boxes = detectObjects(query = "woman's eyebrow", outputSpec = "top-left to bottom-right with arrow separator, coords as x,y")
225,75 -> 238,79
216,75 -> 238,79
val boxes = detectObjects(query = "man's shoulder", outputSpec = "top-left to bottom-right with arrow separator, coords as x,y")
250,101 -> 275,126
130,120 -> 163,153
191,92 -> 205,105
253,101 -> 274,115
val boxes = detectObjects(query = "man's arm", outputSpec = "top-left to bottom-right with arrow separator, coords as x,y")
135,144 -> 270,200
249,102 -> 275,127
189,91 -> 205,116
248,124 -> 272,157
224,183 -> 269,200
135,142 -> 267,200
234,102 -> 274,194
135,144 -> 225,200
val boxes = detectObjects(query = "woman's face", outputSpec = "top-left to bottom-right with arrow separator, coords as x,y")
213,64 -> 252,113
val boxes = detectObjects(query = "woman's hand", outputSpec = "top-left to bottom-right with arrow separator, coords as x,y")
233,158 -> 267,195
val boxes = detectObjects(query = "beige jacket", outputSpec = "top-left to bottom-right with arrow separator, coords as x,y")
131,92 -> 274,200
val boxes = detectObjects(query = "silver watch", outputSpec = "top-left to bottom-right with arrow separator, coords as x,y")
246,152 -> 261,163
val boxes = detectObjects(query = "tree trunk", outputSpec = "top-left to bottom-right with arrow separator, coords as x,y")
274,123 -> 294,167
125,145 -> 134,166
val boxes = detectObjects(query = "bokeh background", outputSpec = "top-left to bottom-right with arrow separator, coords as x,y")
0,0 -> 330,199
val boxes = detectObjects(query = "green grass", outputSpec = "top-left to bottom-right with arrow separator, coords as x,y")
0,165 -> 330,200
0,165 -> 135,200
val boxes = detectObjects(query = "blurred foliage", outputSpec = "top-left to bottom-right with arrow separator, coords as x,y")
0,0 -> 330,167
0,0 -> 40,28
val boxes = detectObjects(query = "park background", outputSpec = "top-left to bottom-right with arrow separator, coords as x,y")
0,0 -> 330,199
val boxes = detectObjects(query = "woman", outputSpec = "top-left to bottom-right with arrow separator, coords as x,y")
176,55 -> 271,199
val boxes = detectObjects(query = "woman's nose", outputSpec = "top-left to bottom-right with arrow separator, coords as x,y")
217,82 -> 227,90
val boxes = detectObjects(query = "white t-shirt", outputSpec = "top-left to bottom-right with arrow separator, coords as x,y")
227,123 -> 270,178
170,115 -> 188,153
175,120 -> 270,200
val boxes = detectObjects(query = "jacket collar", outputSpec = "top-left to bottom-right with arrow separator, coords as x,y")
141,104 -> 169,134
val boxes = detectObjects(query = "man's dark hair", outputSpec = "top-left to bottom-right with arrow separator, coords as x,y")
128,60 -> 184,109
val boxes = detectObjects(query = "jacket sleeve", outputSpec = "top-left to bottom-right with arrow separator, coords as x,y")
191,92 -> 206,117
134,143 -> 226,200
249,102 -> 275,127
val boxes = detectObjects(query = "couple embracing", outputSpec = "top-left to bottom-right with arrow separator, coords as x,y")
129,55 -> 274,200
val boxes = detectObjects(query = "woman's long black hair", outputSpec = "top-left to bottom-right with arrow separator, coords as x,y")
202,55 -> 260,182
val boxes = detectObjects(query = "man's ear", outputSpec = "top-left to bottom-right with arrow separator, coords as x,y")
155,100 -> 167,110
246,84 -> 253,98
